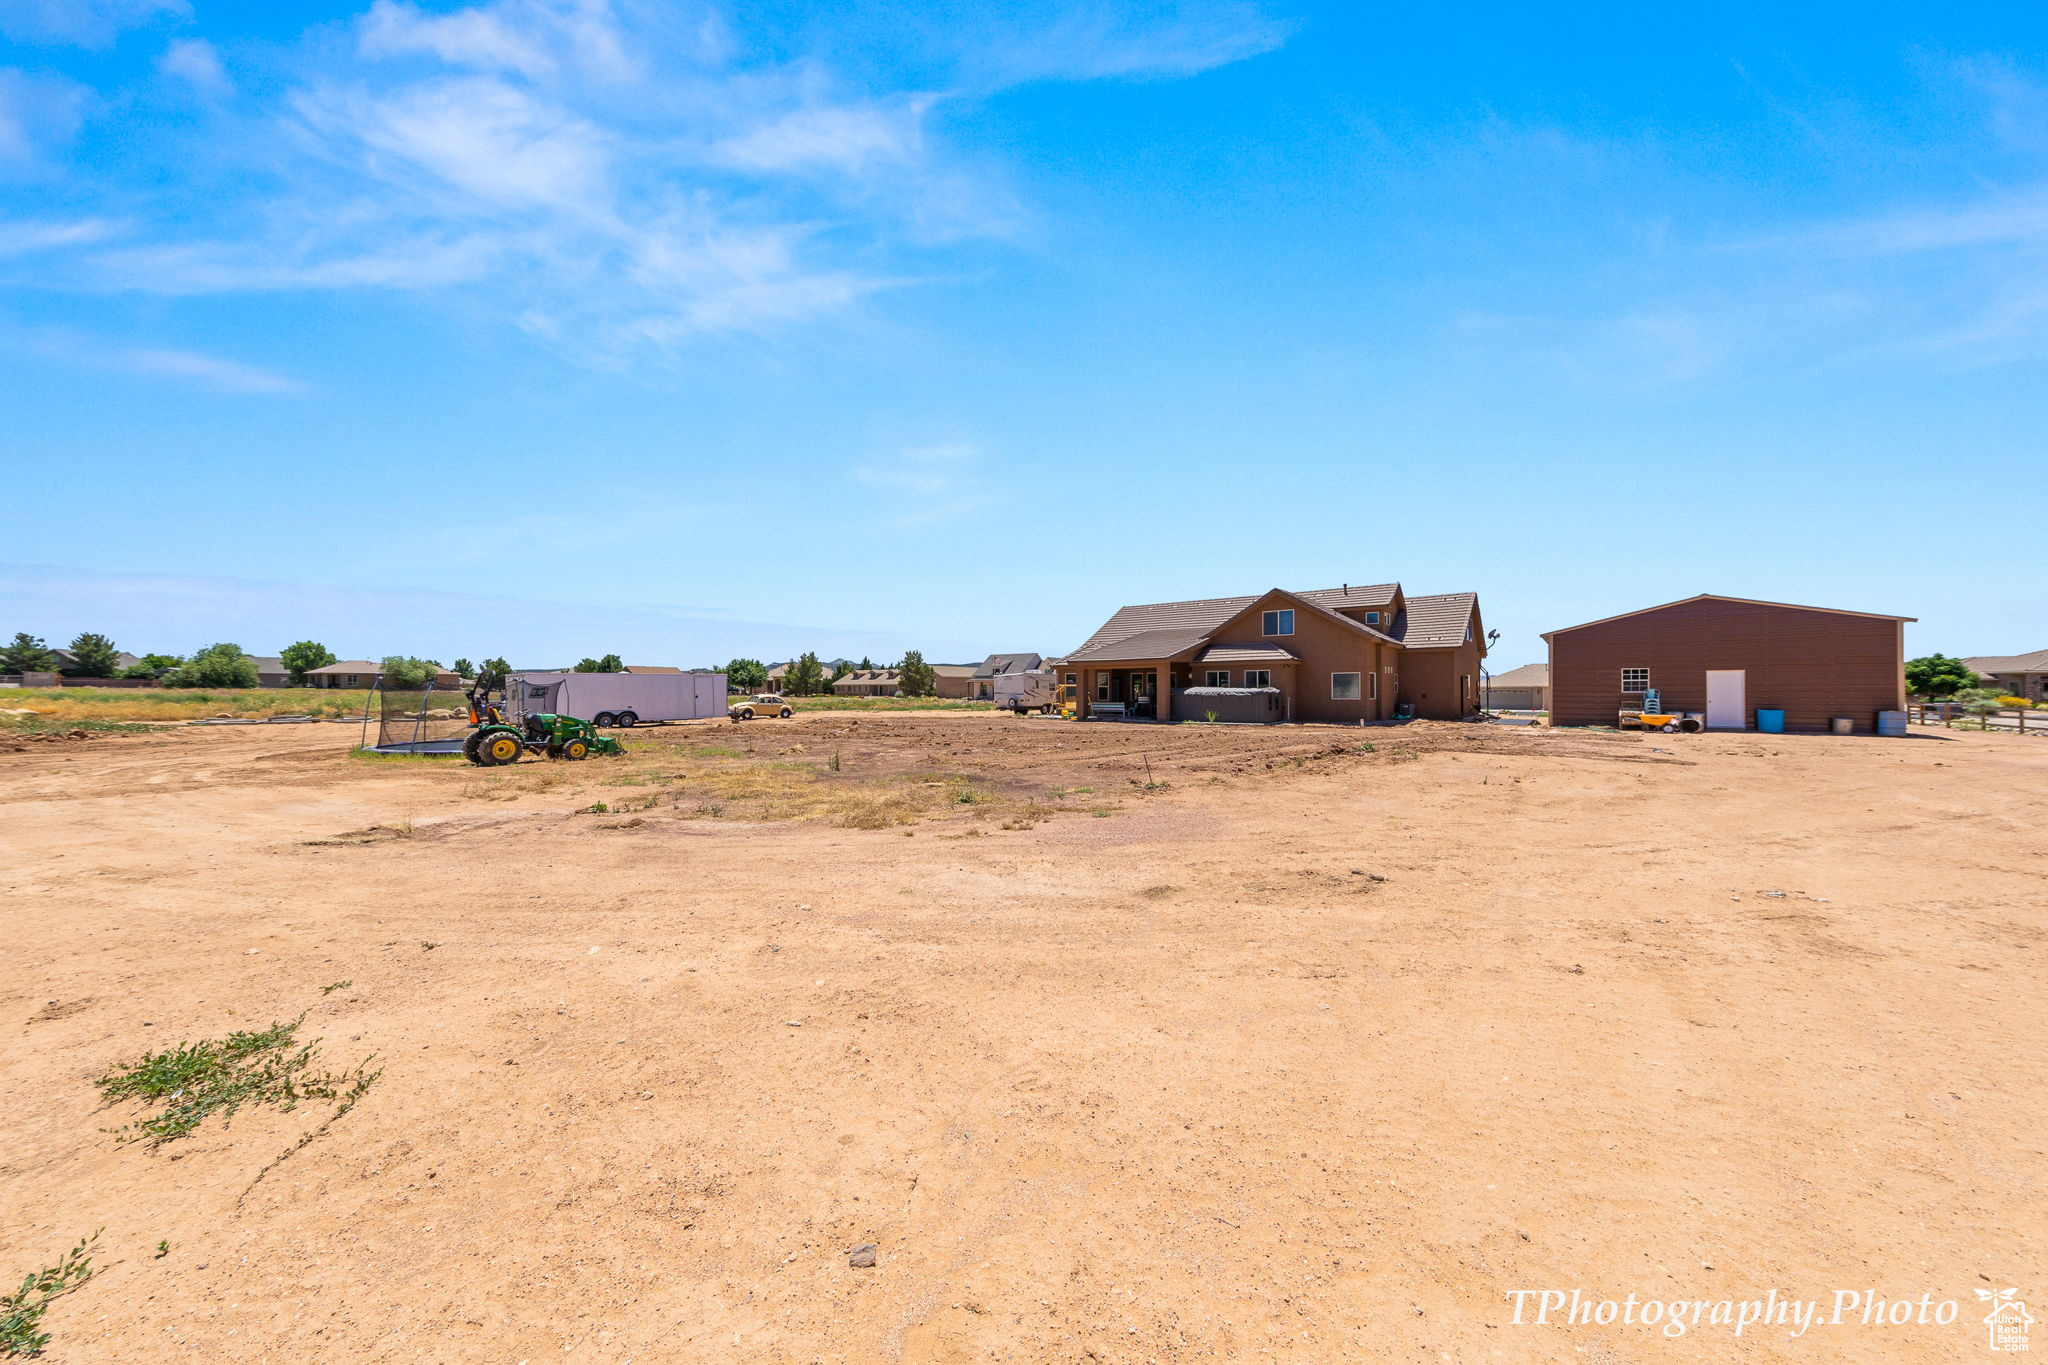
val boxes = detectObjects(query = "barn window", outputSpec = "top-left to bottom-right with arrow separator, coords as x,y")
1621,667 -> 1649,692
1332,672 -> 1362,700
1205,670 -> 1230,687
1261,610 -> 1294,636
1244,669 -> 1272,688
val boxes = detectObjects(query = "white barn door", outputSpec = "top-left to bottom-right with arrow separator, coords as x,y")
1705,670 -> 1746,729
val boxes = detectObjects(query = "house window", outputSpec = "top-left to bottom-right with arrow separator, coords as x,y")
1332,672 -> 1362,700
1205,670 -> 1230,687
1367,672 -> 1378,700
1244,669 -> 1272,688
1261,609 -> 1294,636
1064,673 -> 1076,687
1365,611 -> 1380,625
1621,667 -> 1649,693
1096,673 -> 1110,701
345,674 -> 359,686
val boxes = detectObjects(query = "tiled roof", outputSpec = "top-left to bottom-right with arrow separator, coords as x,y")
932,665 -> 976,678
832,668 -> 900,688
1396,592 -> 1478,649
1966,650 -> 2048,674
1197,643 -> 1298,663
307,660 -> 380,673
1486,663 -> 1548,688
1069,583 -> 1403,657
1293,583 -> 1399,611
624,665 -> 682,673
1063,626 -> 1217,664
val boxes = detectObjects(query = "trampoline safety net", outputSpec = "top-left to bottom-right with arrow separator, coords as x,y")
365,681 -> 471,755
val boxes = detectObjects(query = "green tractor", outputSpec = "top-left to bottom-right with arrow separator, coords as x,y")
462,683 -> 624,767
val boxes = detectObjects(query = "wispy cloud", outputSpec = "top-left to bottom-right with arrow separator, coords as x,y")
21,328 -> 305,394
0,0 -> 187,49
158,38 -> 233,101
0,68 -> 87,165
7,0 -> 1288,358
854,443 -> 994,524
0,217 -> 121,254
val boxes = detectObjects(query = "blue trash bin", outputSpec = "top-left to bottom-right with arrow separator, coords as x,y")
1756,708 -> 1785,733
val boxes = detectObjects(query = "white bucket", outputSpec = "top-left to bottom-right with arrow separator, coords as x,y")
1830,717 -> 1853,735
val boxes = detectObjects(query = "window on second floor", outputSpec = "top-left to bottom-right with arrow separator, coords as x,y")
1261,609 -> 1294,636
1364,611 -> 1380,624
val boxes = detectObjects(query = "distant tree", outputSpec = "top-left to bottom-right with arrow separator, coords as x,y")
379,656 -> 438,689
65,632 -> 120,677
1905,654 -> 1979,699
452,658 -> 474,678
122,653 -> 181,680
573,654 -> 624,673
280,641 -> 337,686
858,656 -> 874,670
784,652 -> 826,696
1,633 -> 56,675
725,657 -> 767,691
171,643 -> 259,689
828,659 -> 851,685
898,649 -> 936,698
1953,687 -> 2005,728
477,657 -> 511,690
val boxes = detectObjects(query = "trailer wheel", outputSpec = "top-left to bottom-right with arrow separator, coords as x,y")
615,711 -> 638,727
594,711 -> 616,728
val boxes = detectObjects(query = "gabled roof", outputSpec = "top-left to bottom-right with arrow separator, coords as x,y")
972,652 -> 1042,678
1542,593 -> 1917,640
1197,643 -> 1298,663
624,665 -> 682,674
307,660 -> 381,673
1065,587 -> 1403,664
931,664 -> 976,678
1486,663 -> 1548,688
1068,582 -> 1403,658
1397,592 -> 1478,649
1966,649 -> 2048,674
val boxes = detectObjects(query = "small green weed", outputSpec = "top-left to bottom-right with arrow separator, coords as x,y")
154,1241 -> 169,1259
577,801 -> 609,814
0,1231 -> 99,1357
96,1014 -> 379,1150
1354,741 -> 1376,753
320,979 -> 352,995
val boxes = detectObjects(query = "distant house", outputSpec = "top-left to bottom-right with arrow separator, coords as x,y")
766,659 -> 853,692
248,656 -> 290,687
622,664 -> 683,674
932,664 -> 977,699
1966,649 -> 2048,703
49,647 -> 143,676
1061,581 -> 1484,723
1483,663 -> 1548,711
832,668 -> 901,696
305,661 -> 462,690
966,653 -> 1045,700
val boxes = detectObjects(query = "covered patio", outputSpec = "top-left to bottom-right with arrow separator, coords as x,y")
1066,632 -> 1300,723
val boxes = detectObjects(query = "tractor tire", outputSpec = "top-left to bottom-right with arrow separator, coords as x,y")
615,711 -> 638,727
778,707 -> 792,719
480,731 -> 524,766
462,730 -> 487,765
594,712 -> 616,729
562,738 -> 591,761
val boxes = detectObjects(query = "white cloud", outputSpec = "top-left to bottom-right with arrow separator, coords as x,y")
713,98 -> 932,174
0,68 -> 86,164
854,443 -> 994,524
118,347 -> 304,394
0,0 -> 187,48
14,0 -> 1289,354
0,217 -> 120,254
963,0 -> 1291,85
158,38 -> 233,100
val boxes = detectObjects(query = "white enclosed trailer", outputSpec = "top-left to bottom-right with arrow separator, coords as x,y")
508,672 -> 728,727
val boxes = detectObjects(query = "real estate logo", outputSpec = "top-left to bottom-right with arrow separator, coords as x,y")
1979,1288 -> 2032,1352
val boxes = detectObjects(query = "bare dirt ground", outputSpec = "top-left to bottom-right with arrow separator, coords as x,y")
2,714 -> 2042,1363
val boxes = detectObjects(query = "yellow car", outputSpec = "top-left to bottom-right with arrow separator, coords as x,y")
729,693 -> 794,720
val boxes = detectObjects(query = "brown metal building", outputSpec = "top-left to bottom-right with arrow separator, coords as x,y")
1543,594 -> 1914,734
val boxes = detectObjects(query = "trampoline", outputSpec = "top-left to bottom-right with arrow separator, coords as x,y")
360,680 -> 471,756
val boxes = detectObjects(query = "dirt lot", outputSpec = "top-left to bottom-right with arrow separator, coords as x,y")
3,714 -> 2042,1362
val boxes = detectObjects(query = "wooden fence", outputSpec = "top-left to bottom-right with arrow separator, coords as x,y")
1909,701 -> 2045,732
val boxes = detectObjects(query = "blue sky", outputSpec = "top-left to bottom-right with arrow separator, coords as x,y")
3,0 -> 2043,669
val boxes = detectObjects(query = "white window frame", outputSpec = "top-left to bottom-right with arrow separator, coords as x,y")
1621,667 -> 1650,693
1331,672 -> 1362,700
1261,609 -> 1294,637
1365,611 -> 1380,625
1244,669 -> 1272,688
1205,670 -> 1230,687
